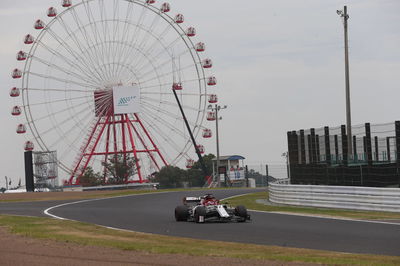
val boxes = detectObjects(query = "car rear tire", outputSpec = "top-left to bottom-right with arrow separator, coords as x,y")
175,205 -> 189,221
235,205 -> 247,222
194,206 -> 206,223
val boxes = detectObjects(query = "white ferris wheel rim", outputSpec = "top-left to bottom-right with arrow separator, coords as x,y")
18,0 -> 212,176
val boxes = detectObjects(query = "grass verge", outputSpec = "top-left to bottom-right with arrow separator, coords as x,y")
0,214 -> 399,265
226,191 -> 400,220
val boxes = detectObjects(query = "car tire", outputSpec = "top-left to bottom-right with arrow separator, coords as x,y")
235,205 -> 247,222
175,205 -> 189,221
194,206 -> 206,223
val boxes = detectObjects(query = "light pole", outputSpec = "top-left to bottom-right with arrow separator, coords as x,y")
208,104 -> 227,187
337,6 -> 353,158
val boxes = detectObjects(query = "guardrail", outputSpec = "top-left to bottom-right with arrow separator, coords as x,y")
269,183 -> 400,213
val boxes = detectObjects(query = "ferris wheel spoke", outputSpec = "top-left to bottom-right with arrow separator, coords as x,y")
138,48 -> 192,81
27,71 -> 96,89
141,102 -> 200,135
115,3 -> 149,77
26,87 -> 96,93
142,96 -> 202,112
137,111 -> 187,159
97,0 -> 115,81
43,28 -> 104,83
142,101 -> 203,133
140,65 -> 199,87
69,8 -> 105,78
30,55 -> 99,87
82,1 -> 107,76
134,34 -> 186,73
24,95 -> 91,108
35,102 -> 93,140
110,0 -> 121,78
48,109 -> 94,156
142,91 -> 203,96
131,25 -> 175,72
36,39 -> 102,85
54,16 -> 106,82
25,102 -> 92,126
112,1 -> 136,77
141,106 -> 187,139
140,76 -> 200,91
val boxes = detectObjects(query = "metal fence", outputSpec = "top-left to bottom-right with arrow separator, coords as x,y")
269,183 -> 400,212
287,121 -> 400,187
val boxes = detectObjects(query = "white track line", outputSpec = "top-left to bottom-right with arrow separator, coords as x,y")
43,191 -> 171,220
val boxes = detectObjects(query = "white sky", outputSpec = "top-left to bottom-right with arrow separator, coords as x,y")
1,0 -> 399,186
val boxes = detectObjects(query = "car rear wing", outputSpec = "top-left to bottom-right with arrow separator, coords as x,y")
183,197 -> 201,205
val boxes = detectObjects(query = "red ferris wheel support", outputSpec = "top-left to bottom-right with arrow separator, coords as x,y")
69,90 -> 168,185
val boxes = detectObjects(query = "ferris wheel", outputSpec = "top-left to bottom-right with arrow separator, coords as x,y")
10,0 -> 219,184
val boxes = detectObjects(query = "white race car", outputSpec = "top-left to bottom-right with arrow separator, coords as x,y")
174,193 -> 250,223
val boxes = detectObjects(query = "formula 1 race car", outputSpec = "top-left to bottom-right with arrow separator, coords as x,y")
174,193 -> 250,223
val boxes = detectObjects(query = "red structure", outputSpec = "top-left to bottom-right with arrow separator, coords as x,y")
69,89 -> 168,185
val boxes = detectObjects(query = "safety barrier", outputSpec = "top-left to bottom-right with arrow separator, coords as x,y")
269,183 -> 400,213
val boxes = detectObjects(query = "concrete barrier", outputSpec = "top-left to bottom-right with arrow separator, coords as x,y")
269,183 -> 400,213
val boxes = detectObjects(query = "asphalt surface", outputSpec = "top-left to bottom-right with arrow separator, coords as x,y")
1,188 -> 400,256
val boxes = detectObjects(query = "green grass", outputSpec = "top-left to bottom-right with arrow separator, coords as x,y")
226,191 -> 400,220
0,214 -> 399,265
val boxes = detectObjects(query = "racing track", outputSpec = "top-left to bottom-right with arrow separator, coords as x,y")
1,188 -> 400,256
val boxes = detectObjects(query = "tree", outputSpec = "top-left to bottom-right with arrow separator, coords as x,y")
80,167 -> 102,187
186,153 -> 215,187
102,154 -> 138,184
153,166 -> 186,188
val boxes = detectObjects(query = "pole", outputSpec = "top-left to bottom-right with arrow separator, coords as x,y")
215,104 -> 221,186
343,6 -> 353,157
265,164 -> 269,187
5,176 -> 8,190
172,89 -> 208,177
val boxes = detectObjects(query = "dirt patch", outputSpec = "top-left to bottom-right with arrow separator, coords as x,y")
0,227 -> 313,266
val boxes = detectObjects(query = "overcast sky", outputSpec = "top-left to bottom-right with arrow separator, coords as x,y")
1,0 -> 399,186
